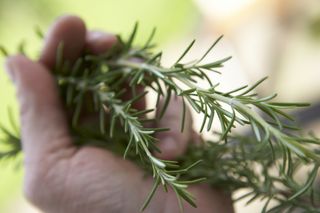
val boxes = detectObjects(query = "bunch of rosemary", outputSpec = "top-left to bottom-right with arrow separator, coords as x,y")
1,24 -> 320,212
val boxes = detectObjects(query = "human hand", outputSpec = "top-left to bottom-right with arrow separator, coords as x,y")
5,15 -> 234,213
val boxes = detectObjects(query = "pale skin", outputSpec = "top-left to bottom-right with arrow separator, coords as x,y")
4,15 -> 234,213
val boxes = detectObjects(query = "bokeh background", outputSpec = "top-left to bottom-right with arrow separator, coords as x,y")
0,0 -> 320,212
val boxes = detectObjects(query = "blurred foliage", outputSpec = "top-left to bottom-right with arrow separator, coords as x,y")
65,0 -> 198,46
0,0 -> 198,45
309,14 -> 320,40
0,0 -> 62,27
0,166 -> 23,209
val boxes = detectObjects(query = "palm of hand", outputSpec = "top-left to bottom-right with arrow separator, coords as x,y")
5,16 -> 233,213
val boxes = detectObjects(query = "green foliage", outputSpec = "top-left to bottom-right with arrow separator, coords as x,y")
180,134 -> 320,212
1,24 -> 320,212
309,14 -> 320,40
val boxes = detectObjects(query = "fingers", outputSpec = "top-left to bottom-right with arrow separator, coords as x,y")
39,15 -> 86,69
85,30 -> 117,55
154,96 -> 193,160
5,55 -> 74,162
39,15 -> 143,110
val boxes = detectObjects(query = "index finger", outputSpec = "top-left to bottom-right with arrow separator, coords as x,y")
39,15 -> 86,69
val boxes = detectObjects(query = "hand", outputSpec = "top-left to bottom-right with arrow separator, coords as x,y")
5,15 -> 234,213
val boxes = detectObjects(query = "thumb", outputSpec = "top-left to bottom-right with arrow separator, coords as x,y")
154,96 -> 193,160
5,55 -> 74,164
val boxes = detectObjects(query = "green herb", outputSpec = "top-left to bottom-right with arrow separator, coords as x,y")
1,24 -> 320,212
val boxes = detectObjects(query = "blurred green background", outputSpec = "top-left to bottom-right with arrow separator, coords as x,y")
1,0 -> 320,212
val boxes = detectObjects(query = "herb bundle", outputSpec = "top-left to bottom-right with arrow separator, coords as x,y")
1,24 -> 320,212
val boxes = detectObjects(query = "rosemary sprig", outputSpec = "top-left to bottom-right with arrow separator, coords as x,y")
179,134 -> 320,212
101,36 -> 320,165
1,23 -> 320,212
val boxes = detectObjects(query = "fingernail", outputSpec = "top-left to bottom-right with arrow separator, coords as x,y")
5,57 -> 16,82
88,31 -> 107,41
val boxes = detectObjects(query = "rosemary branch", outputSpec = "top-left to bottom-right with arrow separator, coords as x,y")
1,23 -> 320,212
